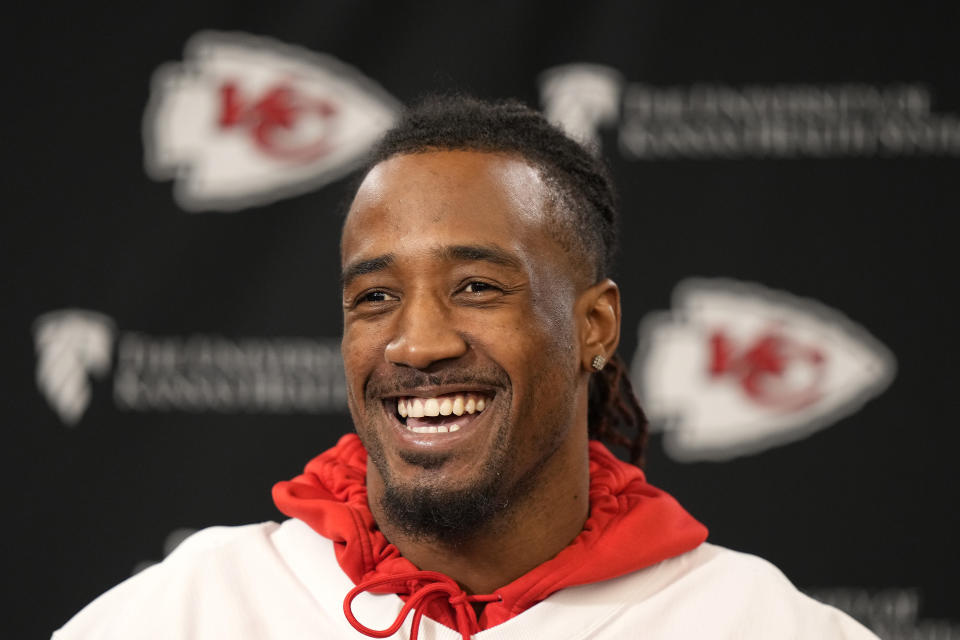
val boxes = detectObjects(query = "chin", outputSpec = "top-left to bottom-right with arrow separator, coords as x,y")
378,464 -> 509,542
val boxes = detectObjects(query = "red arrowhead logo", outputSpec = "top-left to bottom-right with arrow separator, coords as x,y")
632,279 -> 896,461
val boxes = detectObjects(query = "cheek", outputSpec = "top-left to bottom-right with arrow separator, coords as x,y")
527,293 -> 579,368
340,334 -> 361,381
518,290 -> 581,414
470,307 -> 579,402
340,328 -> 382,402
342,320 -> 389,364
527,262 -> 580,344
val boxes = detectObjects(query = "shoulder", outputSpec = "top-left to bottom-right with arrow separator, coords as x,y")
654,544 -> 879,638
559,543 -> 880,639
155,521 -> 282,568
52,521 -> 343,640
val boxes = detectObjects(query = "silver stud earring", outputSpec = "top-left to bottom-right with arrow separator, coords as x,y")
591,355 -> 606,371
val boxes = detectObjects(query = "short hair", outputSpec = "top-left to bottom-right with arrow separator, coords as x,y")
364,94 -> 618,283
353,94 -> 648,466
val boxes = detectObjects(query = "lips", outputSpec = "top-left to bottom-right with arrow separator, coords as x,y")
386,391 -> 491,434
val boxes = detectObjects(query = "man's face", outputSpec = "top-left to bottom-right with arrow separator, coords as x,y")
340,150 -> 588,536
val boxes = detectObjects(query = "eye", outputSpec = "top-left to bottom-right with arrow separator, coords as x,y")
462,281 -> 496,294
358,290 -> 398,304
458,281 -> 507,301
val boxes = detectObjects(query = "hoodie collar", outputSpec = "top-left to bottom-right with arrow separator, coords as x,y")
273,434 -> 707,635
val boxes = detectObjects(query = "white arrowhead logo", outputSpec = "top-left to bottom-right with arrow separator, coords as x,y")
631,279 -> 896,461
144,31 -> 400,212
33,310 -> 115,426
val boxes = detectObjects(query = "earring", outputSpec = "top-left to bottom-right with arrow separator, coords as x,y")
591,354 -> 606,371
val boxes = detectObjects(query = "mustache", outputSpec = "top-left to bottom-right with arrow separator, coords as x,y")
365,365 -> 509,399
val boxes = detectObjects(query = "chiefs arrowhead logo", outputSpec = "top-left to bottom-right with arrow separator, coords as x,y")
144,31 -> 400,212
631,279 -> 896,461
33,310 -> 116,426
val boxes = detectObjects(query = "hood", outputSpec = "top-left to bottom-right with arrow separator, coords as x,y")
273,433 -> 708,633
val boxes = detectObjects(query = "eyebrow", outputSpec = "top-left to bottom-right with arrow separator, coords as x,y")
340,244 -> 522,288
340,254 -> 395,288
437,244 -> 524,270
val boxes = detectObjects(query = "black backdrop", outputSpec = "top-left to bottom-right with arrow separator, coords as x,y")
7,2 -> 959,637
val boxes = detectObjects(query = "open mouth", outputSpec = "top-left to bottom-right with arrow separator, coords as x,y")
388,392 -> 491,434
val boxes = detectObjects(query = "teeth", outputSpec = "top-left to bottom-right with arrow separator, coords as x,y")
405,423 -> 461,433
410,398 -> 424,418
439,398 -> 453,416
406,425 -> 448,434
395,394 -> 489,421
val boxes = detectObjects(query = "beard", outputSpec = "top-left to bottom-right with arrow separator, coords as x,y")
354,350 -> 576,548
379,442 -> 512,544
364,399 -> 567,545
357,364 -> 543,544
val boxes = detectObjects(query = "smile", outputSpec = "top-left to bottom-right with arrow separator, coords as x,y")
389,392 -> 490,434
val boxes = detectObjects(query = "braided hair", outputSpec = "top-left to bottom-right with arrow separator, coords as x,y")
360,94 -> 648,467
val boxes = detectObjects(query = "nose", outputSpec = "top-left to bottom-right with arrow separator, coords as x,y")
384,292 -> 468,369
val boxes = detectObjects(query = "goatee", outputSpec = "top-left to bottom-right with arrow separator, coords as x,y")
379,465 -> 510,545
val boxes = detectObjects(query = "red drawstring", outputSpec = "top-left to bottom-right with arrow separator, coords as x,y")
343,571 -> 502,640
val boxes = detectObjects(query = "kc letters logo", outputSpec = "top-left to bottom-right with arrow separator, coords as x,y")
144,31 -> 400,212
632,279 -> 896,461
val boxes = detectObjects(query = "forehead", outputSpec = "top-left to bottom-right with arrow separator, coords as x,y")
341,150 -> 553,265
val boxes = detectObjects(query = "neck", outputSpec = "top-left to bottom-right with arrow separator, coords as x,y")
367,429 -> 590,595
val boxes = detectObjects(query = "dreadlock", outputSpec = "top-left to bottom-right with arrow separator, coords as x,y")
359,93 -> 648,467
588,353 -> 649,468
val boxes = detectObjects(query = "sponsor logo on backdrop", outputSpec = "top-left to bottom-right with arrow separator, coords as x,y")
539,64 -> 623,151
33,310 -> 116,426
33,310 -> 347,425
808,587 -> 960,637
540,64 -> 960,158
144,31 -> 400,212
631,279 -> 896,461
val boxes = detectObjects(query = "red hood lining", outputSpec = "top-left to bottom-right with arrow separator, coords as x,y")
273,433 -> 707,633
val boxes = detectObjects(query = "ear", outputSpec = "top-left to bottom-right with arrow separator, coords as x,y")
577,278 -> 621,372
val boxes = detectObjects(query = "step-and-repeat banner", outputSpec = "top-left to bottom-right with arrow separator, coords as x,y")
8,3 -> 958,637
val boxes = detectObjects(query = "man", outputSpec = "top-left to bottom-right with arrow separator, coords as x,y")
54,96 -> 877,639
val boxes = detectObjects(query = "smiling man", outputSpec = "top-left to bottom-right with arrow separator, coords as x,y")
340,148 -> 610,589
54,96 -> 877,639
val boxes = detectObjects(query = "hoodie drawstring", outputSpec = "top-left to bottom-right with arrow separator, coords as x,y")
343,570 -> 502,640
